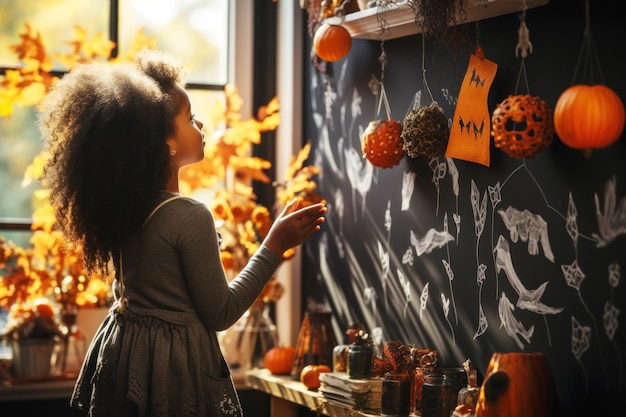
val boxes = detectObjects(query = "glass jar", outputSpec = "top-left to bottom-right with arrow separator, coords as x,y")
347,343 -> 373,379
413,366 -> 436,415
237,302 -> 278,370
421,375 -> 452,417
290,310 -> 337,379
441,367 -> 467,413
332,344 -> 349,372
381,371 -> 412,417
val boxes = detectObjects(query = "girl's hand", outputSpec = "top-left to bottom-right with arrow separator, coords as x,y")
261,198 -> 327,257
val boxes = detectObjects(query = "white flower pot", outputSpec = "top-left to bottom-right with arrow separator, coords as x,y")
11,338 -> 56,379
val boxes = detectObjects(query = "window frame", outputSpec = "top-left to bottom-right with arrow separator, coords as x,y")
0,0 -> 250,228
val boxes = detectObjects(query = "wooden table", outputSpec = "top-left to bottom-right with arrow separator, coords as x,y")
0,369 -> 249,402
0,375 -> 77,401
245,369 -> 380,417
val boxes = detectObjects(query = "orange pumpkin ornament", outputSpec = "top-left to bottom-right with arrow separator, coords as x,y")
264,346 -> 296,375
313,23 -> 352,62
475,352 -> 559,417
491,94 -> 554,159
361,119 -> 404,168
554,84 -> 625,151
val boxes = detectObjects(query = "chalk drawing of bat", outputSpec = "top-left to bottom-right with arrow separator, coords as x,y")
498,291 -> 535,349
420,282 -> 429,320
401,171 -> 416,211
593,176 -> 626,247
471,180 -> 487,238
498,206 -> 555,262
410,228 -> 455,256
397,269 -> 412,319
494,235 -> 564,315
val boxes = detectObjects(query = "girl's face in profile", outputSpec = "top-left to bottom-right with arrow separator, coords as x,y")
168,85 -> 205,167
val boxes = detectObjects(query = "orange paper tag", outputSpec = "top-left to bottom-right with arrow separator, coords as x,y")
445,49 -> 498,166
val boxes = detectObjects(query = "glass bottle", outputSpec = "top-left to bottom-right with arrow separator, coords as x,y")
421,374 -> 452,417
347,343 -> 373,379
381,371 -> 412,417
52,304 -> 87,376
457,368 -> 480,412
332,344 -> 349,372
291,310 -> 337,379
238,302 -> 278,370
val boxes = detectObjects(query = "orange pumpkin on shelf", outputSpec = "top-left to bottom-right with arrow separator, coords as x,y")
264,346 -> 296,375
313,22 -> 352,62
475,352 -> 559,417
300,364 -> 331,390
362,119 -> 404,168
554,84 -> 625,151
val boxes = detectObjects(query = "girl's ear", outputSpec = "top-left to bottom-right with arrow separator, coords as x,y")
166,138 -> 177,156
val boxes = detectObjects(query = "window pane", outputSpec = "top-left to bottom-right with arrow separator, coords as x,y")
0,106 -> 39,218
187,89 -> 225,124
0,0 -> 109,69
119,0 -> 229,85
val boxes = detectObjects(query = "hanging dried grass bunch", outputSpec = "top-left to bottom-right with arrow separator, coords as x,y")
401,103 -> 450,159
410,0 -> 463,46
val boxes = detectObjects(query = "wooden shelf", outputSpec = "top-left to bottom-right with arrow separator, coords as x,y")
326,0 -> 550,40
245,369 -> 378,417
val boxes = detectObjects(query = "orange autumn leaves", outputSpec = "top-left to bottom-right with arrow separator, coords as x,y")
0,23 -> 155,118
179,85 -> 324,275
1,23 -> 324,308
0,24 -> 154,310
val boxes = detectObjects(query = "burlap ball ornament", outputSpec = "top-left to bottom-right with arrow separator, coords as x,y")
361,119 -> 404,168
492,94 -> 554,158
401,103 -> 450,159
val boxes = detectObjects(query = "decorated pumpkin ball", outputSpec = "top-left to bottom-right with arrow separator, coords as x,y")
361,119 -> 405,168
491,94 -> 554,159
401,103 -> 450,159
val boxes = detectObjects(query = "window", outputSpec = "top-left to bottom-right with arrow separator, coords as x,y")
0,0 -> 234,228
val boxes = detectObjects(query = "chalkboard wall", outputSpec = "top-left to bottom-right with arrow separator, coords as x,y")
300,0 -> 625,415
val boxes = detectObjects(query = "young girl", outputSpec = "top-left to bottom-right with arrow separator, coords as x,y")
37,49 -> 327,417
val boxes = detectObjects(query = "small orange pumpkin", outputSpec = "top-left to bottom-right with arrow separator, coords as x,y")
554,84 -> 625,151
362,119 -> 404,168
300,364 -> 331,390
264,346 -> 296,375
475,352 -> 559,417
313,23 -> 352,62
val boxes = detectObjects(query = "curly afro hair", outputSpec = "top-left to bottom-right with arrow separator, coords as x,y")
38,49 -> 188,274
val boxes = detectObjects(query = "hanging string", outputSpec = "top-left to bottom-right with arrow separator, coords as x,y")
475,19 -> 480,48
571,0 -> 604,85
376,40 -> 392,120
422,35 -> 435,104
377,84 -> 392,121
514,60 -> 531,95
379,40 -> 387,85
